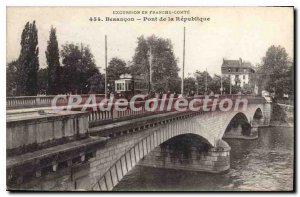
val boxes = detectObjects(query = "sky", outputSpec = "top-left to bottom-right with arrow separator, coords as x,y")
6,7 -> 294,76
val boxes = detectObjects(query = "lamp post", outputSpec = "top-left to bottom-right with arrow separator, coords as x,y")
149,46 -> 152,93
220,74 -> 223,95
230,76 -> 232,95
105,35 -> 108,98
195,81 -> 199,95
181,27 -> 186,95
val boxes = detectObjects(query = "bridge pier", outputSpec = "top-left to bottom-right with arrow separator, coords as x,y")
138,135 -> 231,173
223,122 -> 259,140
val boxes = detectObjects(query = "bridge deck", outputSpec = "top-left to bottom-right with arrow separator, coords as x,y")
7,136 -> 108,169
7,110 -> 85,122
7,106 -> 55,115
88,110 -> 195,137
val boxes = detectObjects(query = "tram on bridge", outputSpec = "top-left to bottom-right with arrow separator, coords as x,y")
114,74 -> 149,98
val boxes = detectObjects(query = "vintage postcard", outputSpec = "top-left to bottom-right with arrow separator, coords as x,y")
6,6 -> 294,191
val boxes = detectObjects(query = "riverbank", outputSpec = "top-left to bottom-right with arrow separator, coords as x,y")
269,121 -> 294,128
270,103 -> 294,128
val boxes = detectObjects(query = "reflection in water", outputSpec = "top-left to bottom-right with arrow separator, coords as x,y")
114,127 -> 294,191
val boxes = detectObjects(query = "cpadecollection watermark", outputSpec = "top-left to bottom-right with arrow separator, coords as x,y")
51,94 -> 249,113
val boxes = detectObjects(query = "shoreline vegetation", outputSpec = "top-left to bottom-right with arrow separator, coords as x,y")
270,103 -> 294,128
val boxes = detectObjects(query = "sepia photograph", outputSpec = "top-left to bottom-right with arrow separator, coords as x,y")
5,6 -> 294,191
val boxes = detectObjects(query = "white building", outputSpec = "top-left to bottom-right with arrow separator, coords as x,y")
221,58 -> 255,87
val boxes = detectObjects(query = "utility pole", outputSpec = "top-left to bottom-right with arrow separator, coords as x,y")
205,67 -> 208,93
230,76 -> 232,95
105,35 -> 108,98
149,45 -> 152,93
181,27 -> 186,95
221,74 -> 223,95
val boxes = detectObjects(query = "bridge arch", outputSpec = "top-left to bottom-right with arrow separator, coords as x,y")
252,107 -> 265,126
91,118 -> 227,191
91,105 -> 267,191
222,112 -> 251,138
253,107 -> 263,119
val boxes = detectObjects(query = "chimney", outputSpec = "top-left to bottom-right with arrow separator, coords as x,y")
239,57 -> 242,66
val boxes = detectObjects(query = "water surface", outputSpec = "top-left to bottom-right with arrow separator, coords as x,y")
114,127 -> 294,191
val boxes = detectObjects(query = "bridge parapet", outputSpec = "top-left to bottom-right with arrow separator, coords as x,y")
7,110 -> 89,156
6,94 -> 105,109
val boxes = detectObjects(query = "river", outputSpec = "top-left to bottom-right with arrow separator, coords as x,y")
114,127 -> 294,191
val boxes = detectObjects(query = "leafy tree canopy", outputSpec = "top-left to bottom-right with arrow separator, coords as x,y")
61,43 -> 99,94
45,26 -> 61,95
130,35 -> 180,93
257,45 -> 293,98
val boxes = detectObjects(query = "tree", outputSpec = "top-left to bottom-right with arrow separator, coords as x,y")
6,60 -> 19,96
45,27 -> 61,95
184,77 -> 196,94
194,70 -> 212,95
107,57 -> 128,90
242,84 -> 253,94
130,35 -> 180,93
209,74 -> 222,94
18,21 -> 39,95
257,45 -> 292,98
221,75 -> 231,95
87,73 -> 104,94
37,68 -> 48,95
61,43 -> 99,94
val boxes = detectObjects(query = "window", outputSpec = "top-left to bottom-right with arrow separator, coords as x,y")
243,75 -> 245,79
235,75 -> 239,85
236,68 -> 239,72
135,82 -> 139,90
116,83 -> 120,91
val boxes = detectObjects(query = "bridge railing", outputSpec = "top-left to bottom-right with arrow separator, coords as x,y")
70,95 -> 261,126
7,94 -> 264,125
6,94 -> 106,109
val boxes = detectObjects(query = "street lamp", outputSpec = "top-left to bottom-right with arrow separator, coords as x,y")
195,81 -> 199,95
107,83 -> 110,91
220,74 -> 223,95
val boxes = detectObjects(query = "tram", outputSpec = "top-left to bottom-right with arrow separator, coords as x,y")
114,74 -> 149,98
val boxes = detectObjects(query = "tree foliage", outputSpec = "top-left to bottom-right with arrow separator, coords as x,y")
6,60 -> 19,96
194,70 -> 212,94
60,43 -> 99,94
257,45 -> 293,98
87,73 -> 104,94
37,68 -> 48,95
184,77 -> 196,94
17,21 -> 40,95
45,27 -> 61,95
107,57 -> 128,90
221,75 -> 231,94
130,35 -> 180,93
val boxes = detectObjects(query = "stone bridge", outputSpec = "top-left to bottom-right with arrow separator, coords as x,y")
88,103 -> 270,191
6,96 -> 271,191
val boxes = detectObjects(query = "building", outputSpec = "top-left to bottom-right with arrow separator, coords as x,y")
221,57 -> 255,88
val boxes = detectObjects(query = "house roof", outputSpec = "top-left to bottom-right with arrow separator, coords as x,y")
222,60 -> 240,68
222,59 -> 254,70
